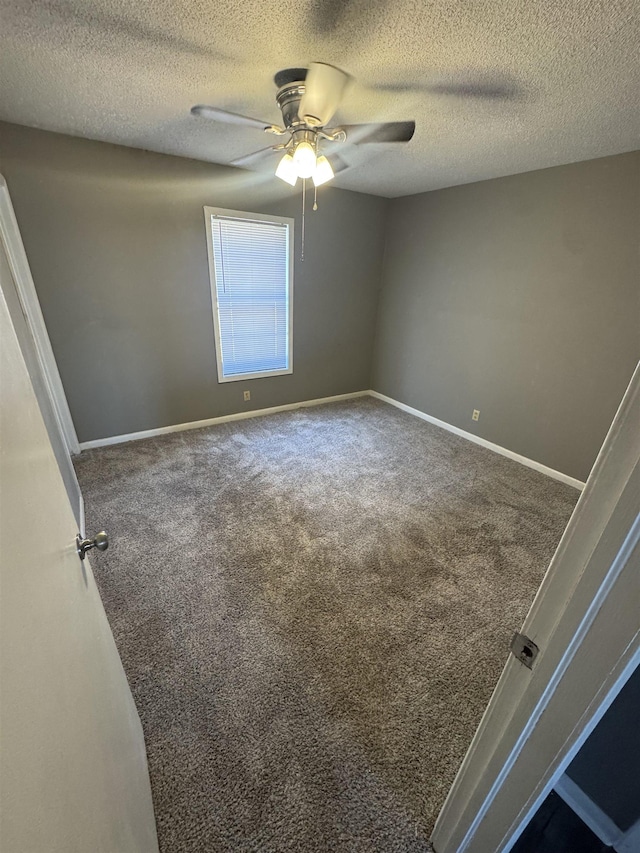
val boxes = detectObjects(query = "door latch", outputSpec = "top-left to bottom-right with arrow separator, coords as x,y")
76,531 -> 109,560
510,632 -> 539,669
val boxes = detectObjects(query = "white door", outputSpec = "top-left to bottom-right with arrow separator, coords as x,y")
0,177 -> 84,532
0,270 -> 158,847
432,362 -> 640,852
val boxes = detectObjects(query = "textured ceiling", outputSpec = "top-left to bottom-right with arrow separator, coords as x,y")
1,0 -> 638,197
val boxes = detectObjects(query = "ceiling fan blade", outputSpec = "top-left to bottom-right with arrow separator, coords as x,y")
338,121 -> 415,144
423,80 -> 521,100
23,0 -> 233,62
371,75 -> 522,102
312,0 -> 388,37
191,105 -> 274,131
328,153 -> 349,174
299,63 -> 350,127
312,0 -> 348,35
230,147 -> 280,168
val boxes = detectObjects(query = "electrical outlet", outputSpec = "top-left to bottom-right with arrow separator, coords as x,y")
472,409 -> 480,421
243,390 -> 251,402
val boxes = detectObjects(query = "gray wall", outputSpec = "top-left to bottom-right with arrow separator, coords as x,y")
0,230 -> 80,524
566,664 -> 640,832
371,152 -> 640,482
0,122 -> 388,443
2,121 -> 638,473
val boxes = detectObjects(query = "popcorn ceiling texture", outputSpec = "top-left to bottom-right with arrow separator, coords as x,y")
1,0 -> 638,196
75,398 -> 578,851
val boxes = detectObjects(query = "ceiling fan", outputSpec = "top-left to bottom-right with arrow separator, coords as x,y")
191,62 -> 416,187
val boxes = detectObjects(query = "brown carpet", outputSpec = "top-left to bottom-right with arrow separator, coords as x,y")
75,397 -> 578,852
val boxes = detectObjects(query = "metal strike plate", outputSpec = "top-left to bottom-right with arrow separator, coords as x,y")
511,632 -> 539,669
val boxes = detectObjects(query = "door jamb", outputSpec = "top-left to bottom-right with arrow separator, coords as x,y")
0,175 -> 80,455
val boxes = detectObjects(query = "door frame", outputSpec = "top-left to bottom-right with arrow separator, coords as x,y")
0,175 -> 79,455
432,361 -> 640,853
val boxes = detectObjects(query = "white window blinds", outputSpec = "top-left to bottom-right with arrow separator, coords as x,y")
207,212 -> 292,382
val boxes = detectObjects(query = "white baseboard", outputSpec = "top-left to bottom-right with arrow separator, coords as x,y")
554,773 -> 622,847
368,390 -> 585,491
80,390 -> 586,492
78,391 -> 369,450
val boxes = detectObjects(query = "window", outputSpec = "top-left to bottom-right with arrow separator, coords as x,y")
204,207 -> 294,383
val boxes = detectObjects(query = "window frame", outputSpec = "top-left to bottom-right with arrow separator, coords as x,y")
203,206 -> 294,384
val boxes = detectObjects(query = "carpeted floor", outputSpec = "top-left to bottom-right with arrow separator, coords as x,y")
76,398 -> 578,852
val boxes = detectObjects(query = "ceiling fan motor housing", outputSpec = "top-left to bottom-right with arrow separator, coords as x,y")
275,73 -> 308,130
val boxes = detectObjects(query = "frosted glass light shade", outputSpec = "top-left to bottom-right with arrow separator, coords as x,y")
292,141 -> 316,178
312,155 -> 334,187
275,153 -> 298,186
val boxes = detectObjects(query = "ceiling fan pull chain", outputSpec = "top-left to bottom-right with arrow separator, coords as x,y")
301,177 -> 306,262
313,137 -> 320,211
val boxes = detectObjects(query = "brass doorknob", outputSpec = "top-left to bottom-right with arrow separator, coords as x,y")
76,531 -> 109,560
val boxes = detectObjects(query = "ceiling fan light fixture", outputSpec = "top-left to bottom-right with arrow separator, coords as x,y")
312,155 -> 334,187
292,141 -> 316,179
275,153 -> 298,186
